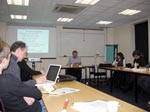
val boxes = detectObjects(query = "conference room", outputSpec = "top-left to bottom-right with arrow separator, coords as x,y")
0,0 -> 150,111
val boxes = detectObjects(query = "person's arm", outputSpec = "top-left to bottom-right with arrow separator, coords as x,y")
18,60 -> 41,76
66,57 -> 71,66
23,80 -> 37,87
140,57 -> 146,67
10,76 -> 42,100
112,59 -> 117,66
123,59 -> 126,67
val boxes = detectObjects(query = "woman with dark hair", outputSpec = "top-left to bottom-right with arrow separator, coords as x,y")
112,52 -> 126,88
132,50 -> 146,67
112,52 -> 126,67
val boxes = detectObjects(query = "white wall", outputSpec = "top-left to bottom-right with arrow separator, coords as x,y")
113,24 -> 135,63
0,23 -> 105,76
105,24 -> 135,63
1,19 -> 149,76
0,22 -> 7,41
105,28 -> 114,44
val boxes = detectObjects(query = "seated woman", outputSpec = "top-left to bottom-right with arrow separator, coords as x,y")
112,52 -> 126,88
112,52 -> 126,67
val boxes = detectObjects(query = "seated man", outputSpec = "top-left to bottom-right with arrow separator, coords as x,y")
3,41 -> 46,87
18,59 -> 44,81
66,50 -> 82,81
0,38 -> 42,112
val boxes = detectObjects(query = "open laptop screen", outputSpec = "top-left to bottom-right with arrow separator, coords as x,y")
46,64 -> 61,82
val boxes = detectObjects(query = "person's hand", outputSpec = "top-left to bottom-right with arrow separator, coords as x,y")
36,75 -> 47,84
40,67 -> 45,74
23,97 -> 35,105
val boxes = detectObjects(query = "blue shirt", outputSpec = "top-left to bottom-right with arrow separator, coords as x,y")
67,56 -> 81,66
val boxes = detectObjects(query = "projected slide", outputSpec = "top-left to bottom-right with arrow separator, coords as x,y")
17,29 -> 49,53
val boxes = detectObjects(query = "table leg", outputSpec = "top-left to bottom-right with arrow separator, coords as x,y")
135,74 -> 138,103
110,70 -> 113,93
84,68 -> 86,83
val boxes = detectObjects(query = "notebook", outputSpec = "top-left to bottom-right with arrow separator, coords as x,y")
35,64 -> 62,86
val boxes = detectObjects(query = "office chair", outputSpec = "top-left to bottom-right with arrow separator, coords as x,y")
89,64 -> 107,86
0,97 -> 5,112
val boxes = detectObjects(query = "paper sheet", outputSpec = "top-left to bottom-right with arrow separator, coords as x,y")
72,100 -> 119,112
49,87 -> 80,95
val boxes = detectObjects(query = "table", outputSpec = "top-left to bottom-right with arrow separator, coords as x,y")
100,67 -> 150,103
40,81 -> 145,112
61,66 -> 89,83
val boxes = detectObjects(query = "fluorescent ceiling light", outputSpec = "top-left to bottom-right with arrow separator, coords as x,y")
7,0 -> 29,6
96,21 -> 112,25
119,9 -> 141,15
57,18 -> 73,22
10,15 -> 27,20
75,0 -> 100,5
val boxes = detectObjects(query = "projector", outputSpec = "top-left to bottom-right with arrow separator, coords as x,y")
28,58 -> 41,62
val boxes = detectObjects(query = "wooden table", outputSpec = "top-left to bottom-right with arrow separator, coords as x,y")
40,81 -> 145,112
100,67 -> 150,103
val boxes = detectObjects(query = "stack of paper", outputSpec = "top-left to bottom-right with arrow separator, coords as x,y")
72,100 -> 119,112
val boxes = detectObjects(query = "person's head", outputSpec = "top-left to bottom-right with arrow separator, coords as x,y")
0,38 -> 11,71
10,41 -> 27,61
116,52 -> 124,61
132,50 -> 142,59
72,50 -> 78,59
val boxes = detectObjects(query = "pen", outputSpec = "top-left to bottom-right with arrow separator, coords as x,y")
63,98 -> 69,109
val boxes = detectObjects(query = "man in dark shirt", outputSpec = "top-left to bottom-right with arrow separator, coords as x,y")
3,41 -> 46,87
0,38 -> 42,112
18,59 -> 42,81
132,50 -> 146,67
0,74 -> 42,112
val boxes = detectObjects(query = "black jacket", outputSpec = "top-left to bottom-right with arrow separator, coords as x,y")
0,74 -> 42,112
133,56 -> 146,67
18,60 -> 41,81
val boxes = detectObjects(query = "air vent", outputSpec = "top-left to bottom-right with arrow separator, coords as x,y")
54,4 -> 86,14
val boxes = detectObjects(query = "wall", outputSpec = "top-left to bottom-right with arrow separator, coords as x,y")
112,18 -> 150,63
105,28 -> 114,44
1,23 -> 105,77
0,22 -> 7,41
113,24 -> 135,63
1,19 -> 149,76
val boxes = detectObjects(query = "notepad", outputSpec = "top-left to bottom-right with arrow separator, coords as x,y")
72,100 -> 119,112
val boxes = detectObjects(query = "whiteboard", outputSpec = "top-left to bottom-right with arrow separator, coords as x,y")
60,29 -> 105,56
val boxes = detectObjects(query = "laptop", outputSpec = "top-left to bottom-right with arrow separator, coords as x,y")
35,64 -> 62,86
